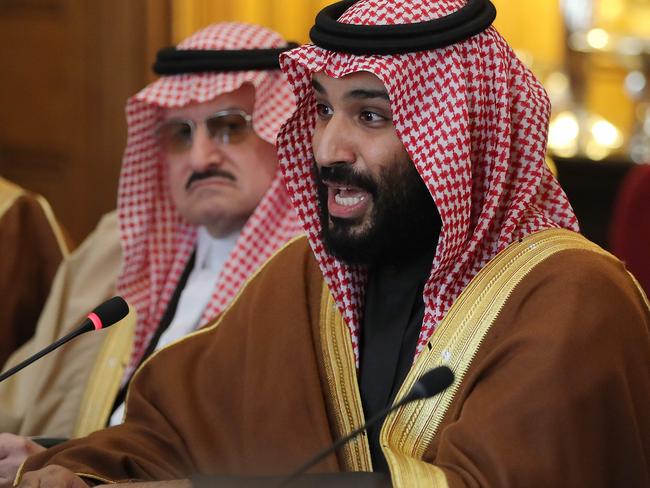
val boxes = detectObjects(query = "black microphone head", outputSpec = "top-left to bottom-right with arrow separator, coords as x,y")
90,296 -> 130,329
406,366 -> 455,402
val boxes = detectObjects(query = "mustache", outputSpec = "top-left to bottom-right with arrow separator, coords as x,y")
185,168 -> 236,190
313,160 -> 377,195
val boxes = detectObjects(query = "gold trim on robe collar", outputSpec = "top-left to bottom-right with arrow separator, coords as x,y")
0,178 -> 69,258
34,194 -> 70,259
0,178 -> 24,220
319,285 -> 372,471
379,229 -> 612,486
73,311 -> 136,437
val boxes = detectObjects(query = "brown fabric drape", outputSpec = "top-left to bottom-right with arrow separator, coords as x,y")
0,183 -> 69,367
20,234 -> 650,487
0,211 -> 121,437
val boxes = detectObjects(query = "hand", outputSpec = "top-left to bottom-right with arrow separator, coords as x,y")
16,465 -> 88,488
0,434 -> 45,488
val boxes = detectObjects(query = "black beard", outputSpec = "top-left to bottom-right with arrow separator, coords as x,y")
314,159 -> 442,266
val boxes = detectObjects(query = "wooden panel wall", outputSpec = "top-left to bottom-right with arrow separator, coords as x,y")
0,0 -> 171,243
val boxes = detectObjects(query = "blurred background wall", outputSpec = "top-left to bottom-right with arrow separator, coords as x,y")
0,0 -> 170,243
1,0 -> 648,246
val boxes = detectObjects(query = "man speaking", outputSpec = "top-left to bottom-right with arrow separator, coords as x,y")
16,1 -> 650,487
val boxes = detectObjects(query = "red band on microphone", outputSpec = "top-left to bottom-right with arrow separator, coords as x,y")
87,312 -> 103,330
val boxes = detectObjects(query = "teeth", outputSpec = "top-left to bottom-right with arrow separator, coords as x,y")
335,193 -> 365,206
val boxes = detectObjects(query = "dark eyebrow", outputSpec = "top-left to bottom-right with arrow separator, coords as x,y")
346,89 -> 390,102
311,78 -> 390,102
311,79 -> 326,94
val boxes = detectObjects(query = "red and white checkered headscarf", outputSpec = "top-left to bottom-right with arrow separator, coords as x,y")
117,22 -> 300,378
278,0 -> 579,363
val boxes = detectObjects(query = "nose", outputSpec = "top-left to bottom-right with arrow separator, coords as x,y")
312,114 -> 356,168
187,124 -> 224,171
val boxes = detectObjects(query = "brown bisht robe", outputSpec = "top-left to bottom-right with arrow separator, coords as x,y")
0,211 -> 132,438
18,230 -> 650,487
0,178 -> 69,367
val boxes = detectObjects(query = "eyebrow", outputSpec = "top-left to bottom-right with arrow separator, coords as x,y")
311,79 -> 390,102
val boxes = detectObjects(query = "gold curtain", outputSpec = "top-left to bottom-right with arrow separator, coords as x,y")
171,0 -> 635,139
171,0 -> 564,63
172,0 -> 333,44
172,1 -> 564,59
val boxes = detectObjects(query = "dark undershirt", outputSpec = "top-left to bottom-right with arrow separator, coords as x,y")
359,250 -> 434,472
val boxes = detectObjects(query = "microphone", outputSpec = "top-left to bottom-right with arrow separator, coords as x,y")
279,365 -> 454,487
0,296 -> 129,383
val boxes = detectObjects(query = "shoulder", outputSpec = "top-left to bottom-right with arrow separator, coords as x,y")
208,233 -> 321,325
434,234 -> 650,486
0,178 -> 25,217
65,210 -> 121,272
45,210 -> 122,315
0,184 -> 42,231
136,234 -> 318,357
517,243 -> 648,327
0,181 -> 49,226
489,237 -> 649,367
244,233 -> 318,288
76,210 -> 120,254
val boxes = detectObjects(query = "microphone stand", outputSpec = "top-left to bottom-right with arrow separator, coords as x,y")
0,296 -> 129,383
278,365 -> 454,487
0,325 -> 90,383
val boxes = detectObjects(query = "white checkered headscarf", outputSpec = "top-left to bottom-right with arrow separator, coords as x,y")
277,0 -> 578,363
118,22 -> 300,378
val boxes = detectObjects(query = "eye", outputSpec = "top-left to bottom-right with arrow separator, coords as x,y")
157,120 -> 193,153
174,124 -> 193,140
359,110 -> 387,124
206,112 -> 251,144
315,103 -> 333,119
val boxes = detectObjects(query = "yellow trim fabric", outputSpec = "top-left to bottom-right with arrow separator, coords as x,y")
73,310 -> 136,437
385,451 -> 449,487
74,473 -> 116,485
380,229 -> 610,486
34,194 -> 70,259
626,271 -> 650,310
319,285 -> 372,471
0,178 -> 68,258
0,178 -> 24,220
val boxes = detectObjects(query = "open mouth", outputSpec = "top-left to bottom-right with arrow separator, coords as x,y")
333,187 -> 366,206
326,184 -> 372,219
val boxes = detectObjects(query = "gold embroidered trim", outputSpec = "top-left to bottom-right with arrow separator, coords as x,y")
386,451 -> 449,487
11,462 -> 118,486
381,229 -> 611,486
0,178 -> 24,221
319,285 -> 372,471
35,194 -> 70,259
13,460 -> 26,486
122,233 -> 307,420
73,310 -> 136,437
626,271 -> 650,311
0,178 -> 69,258
75,472 -> 117,485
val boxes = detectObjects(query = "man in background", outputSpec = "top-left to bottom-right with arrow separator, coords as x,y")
0,21 -> 300,487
